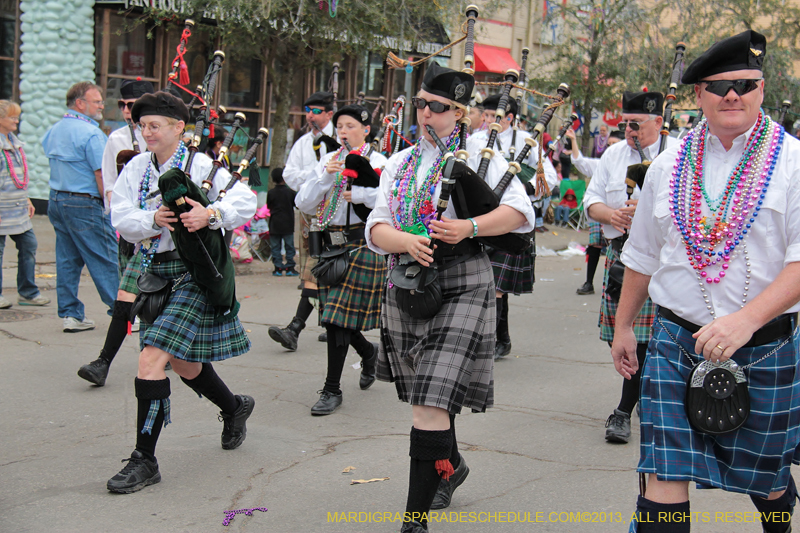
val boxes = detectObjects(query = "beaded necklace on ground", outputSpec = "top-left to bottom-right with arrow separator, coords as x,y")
316,142 -> 371,230
138,141 -> 187,269
2,136 -> 27,189
669,112 -> 784,318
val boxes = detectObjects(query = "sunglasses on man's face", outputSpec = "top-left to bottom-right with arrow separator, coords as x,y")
305,106 -> 325,115
617,116 -> 656,132
118,100 -> 135,110
701,79 -> 762,98
411,97 -> 453,114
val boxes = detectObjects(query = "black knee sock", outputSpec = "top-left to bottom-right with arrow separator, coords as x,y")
750,476 -> 796,533
449,413 -> 460,469
295,294 -> 315,323
180,363 -> 239,415
495,297 -> 510,343
349,330 -> 373,359
617,343 -> 648,415
586,246 -> 602,285
134,377 -> 171,461
99,300 -> 133,365
634,496 -> 690,532
405,427 -> 453,525
324,325 -> 351,394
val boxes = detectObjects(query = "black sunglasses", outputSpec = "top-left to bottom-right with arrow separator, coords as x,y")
304,106 -> 325,115
701,79 -> 762,98
411,97 -> 453,114
118,100 -> 134,110
617,117 -> 656,132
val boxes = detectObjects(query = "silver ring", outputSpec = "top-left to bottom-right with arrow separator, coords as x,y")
444,229 -> 448,236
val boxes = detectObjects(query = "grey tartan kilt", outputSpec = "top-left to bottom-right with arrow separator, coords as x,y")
377,252 -> 496,414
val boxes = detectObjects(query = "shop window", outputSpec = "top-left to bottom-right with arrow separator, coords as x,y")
106,12 -> 155,78
220,53 -> 261,109
0,0 -> 17,100
356,52 -> 385,99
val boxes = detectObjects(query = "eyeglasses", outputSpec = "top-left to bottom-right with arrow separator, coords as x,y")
701,79 -> 762,98
304,106 -> 325,115
411,97 -> 453,114
618,117 -> 657,132
79,98 -> 104,106
118,100 -> 135,110
138,122 -> 164,134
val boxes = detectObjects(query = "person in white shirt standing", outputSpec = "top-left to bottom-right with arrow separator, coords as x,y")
613,30 -> 800,533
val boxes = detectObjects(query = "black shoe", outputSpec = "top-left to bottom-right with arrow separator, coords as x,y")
268,316 -> 305,351
220,394 -> 255,450
78,358 -> 110,386
576,282 -> 595,295
318,331 -> 327,343
311,390 -> 342,416
107,450 -> 161,494
359,343 -> 379,390
430,455 -> 470,509
494,340 -> 511,360
605,409 -> 631,444
400,521 -> 428,533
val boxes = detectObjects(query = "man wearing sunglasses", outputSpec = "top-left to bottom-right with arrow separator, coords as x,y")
584,90 -> 674,446
612,30 -> 800,533
269,91 -> 336,351
75,78 -> 155,388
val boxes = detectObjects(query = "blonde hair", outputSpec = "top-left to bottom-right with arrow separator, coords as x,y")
0,100 -> 21,118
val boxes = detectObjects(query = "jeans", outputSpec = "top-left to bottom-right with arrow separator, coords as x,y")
0,228 -> 41,300
554,205 -> 571,224
270,233 -> 296,270
47,190 -> 119,319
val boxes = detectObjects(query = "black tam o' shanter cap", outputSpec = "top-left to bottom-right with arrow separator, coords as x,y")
304,91 -> 334,109
482,93 -> 518,118
421,63 -> 474,107
681,30 -> 767,84
333,104 -> 371,128
131,91 -> 190,124
120,78 -> 155,99
622,91 -> 664,115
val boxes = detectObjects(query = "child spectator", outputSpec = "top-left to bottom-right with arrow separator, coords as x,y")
553,188 -> 577,228
266,167 -> 298,276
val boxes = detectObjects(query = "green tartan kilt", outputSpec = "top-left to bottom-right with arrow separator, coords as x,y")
318,234 -> 386,332
138,258 -> 250,362
118,250 -> 144,295
598,244 -> 655,343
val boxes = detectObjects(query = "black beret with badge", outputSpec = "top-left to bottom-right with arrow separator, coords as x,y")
622,91 -> 664,115
333,104 -> 371,129
120,78 -> 155,99
681,30 -> 766,84
482,93 -> 518,118
131,91 -> 190,123
421,62 -> 475,106
304,91 -> 335,108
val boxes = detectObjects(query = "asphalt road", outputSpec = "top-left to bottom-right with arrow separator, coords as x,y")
0,216 -> 787,532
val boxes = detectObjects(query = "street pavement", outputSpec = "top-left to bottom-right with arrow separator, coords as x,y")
0,216 -> 790,532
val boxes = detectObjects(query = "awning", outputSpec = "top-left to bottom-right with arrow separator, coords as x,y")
474,44 -> 521,74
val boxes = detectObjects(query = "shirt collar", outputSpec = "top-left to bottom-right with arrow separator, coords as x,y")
69,110 -> 99,127
705,121 -> 758,153
0,132 -> 22,150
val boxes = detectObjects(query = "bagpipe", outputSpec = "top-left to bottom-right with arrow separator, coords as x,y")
544,113 -> 579,160
115,119 -> 141,174
658,42 -> 686,154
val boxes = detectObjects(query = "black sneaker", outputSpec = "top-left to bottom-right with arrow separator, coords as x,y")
401,521 -> 428,533
311,390 -> 342,416
220,395 -> 255,450
107,450 -> 161,494
605,409 -> 632,443
318,331 -> 328,343
77,358 -> 110,387
576,282 -> 595,295
494,340 -> 511,360
430,455 -> 470,509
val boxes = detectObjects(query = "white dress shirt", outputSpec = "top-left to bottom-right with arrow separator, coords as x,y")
366,135 -> 536,255
471,126 -> 560,197
583,136 -> 676,239
295,147 -> 388,225
102,125 -> 146,206
622,123 -> 800,324
111,150 -> 257,253
570,150 -> 600,178
283,121 -> 335,191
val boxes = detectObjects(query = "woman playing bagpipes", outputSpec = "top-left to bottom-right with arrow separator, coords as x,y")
107,91 -> 257,494
295,104 -> 388,416
365,64 -> 535,533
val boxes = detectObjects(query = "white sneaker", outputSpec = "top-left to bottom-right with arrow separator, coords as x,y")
18,294 -> 51,306
131,316 -> 140,332
0,296 -> 11,309
63,316 -> 96,332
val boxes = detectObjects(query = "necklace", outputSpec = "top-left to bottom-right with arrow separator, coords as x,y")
669,113 -> 783,316
63,112 -> 95,125
3,143 -> 27,189
316,143 -> 371,230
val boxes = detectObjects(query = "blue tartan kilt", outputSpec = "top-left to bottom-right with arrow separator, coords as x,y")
138,259 -> 251,362
638,314 -> 800,498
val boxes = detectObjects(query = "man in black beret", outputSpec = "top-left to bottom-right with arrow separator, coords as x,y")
613,30 -> 800,533
584,89 -> 671,446
76,78 -> 158,387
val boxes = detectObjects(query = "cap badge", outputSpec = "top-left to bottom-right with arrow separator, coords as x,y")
454,83 -> 466,100
645,97 -> 657,113
750,47 -> 763,57
361,110 -> 369,122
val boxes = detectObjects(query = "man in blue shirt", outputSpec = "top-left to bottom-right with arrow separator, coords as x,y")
42,82 -> 119,332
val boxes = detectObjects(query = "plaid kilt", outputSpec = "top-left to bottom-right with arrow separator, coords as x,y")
118,250 -> 143,295
377,252 -> 495,414
489,248 -> 534,295
138,259 -> 250,362
587,221 -> 608,252
298,215 -> 319,283
599,245 -> 654,343
318,232 -> 386,332
638,315 -> 800,498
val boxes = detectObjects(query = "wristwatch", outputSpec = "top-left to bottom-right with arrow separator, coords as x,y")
208,207 -> 223,230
